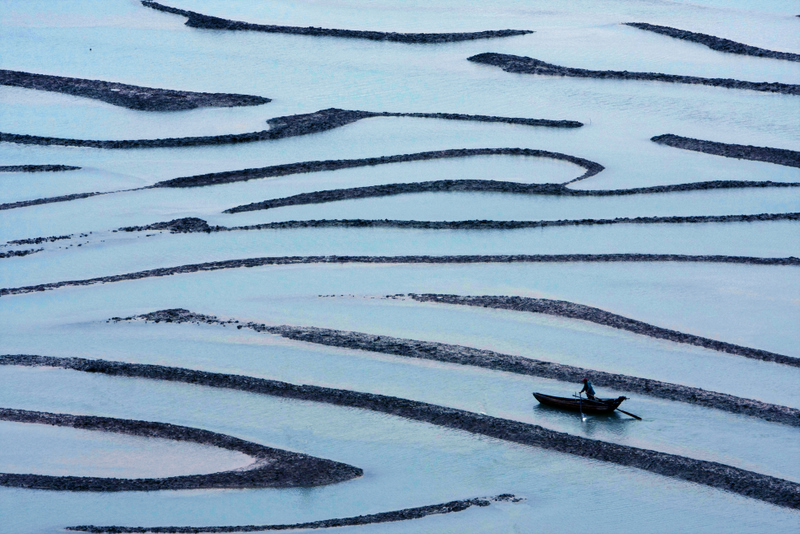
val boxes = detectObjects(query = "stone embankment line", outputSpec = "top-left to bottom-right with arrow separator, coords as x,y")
0,191 -> 109,211
0,165 -> 80,172
0,108 -> 580,149
115,309 -> 800,426
0,248 -> 42,259
0,406 -> 361,491
408,294 -> 799,367
0,69 -> 269,112
652,135 -> 800,168
4,355 -> 798,508
142,1 -> 531,43
2,253 -> 799,297
625,23 -> 800,62
218,212 -> 800,227
467,53 -> 800,96
218,179 -> 800,212
68,495 -> 521,533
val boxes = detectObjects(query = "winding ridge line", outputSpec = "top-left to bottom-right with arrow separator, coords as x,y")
68,495 -> 521,533
4,354 -> 798,508
0,108 -> 580,150
408,294 -> 799,367
467,53 -> 800,96
116,309 -> 800,425
0,406 -> 361,491
0,165 -> 80,172
0,69 -> 269,112
625,23 -> 800,62
142,1 -> 532,43
652,135 -> 800,168
3,254 -> 799,297
218,212 -> 800,227
217,180 -> 800,213
157,148 -> 604,189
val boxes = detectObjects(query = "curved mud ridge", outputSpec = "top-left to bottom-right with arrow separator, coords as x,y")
68,495 -> 521,533
0,165 -> 80,172
625,23 -> 800,62
218,212 -> 800,227
3,355 -> 798,508
219,180 -> 800,213
0,406 -> 361,491
467,53 -> 800,96
652,134 -> 800,169
112,310 -> 800,426
3,253 -> 799,297
158,148 -> 603,189
0,108 -> 580,149
143,1 -> 532,43
408,294 -> 799,367
0,69 -> 269,112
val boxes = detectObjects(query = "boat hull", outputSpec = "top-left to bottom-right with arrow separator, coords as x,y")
533,392 -> 626,414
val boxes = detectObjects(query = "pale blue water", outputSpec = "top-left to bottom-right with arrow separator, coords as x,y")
1,0 -> 798,531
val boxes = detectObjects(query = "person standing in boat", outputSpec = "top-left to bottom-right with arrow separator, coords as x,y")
580,378 -> 597,400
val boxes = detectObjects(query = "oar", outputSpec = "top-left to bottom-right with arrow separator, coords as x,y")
616,408 -> 642,420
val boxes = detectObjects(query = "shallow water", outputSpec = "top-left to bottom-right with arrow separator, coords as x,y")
0,420 -> 253,478
2,0 -> 799,531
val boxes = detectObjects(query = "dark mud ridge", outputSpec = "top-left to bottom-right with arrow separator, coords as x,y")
114,310 -> 800,427
219,179 -> 800,212
5,354 -> 798,509
0,69 -> 269,112
0,406 -> 361,491
0,191 -> 106,212
6,234 -> 71,246
158,148 -> 602,189
220,213 -> 800,228
0,108 -> 581,149
625,23 -> 800,62
467,53 -> 800,96
143,1 -> 531,43
0,164 -> 80,172
409,294 -> 799,367
3,253 -> 799,297
652,134 -> 800,168
0,248 -> 42,259
68,495 -> 521,533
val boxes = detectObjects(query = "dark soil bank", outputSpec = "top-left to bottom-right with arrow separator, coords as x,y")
0,69 -> 269,112
0,248 -> 42,259
160,148 -> 603,189
0,165 -> 80,172
0,108 -> 580,149
220,213 -> 800,228
68,495 -> 521,533
3,253 -> 799,297
143,1 -> 531,43
467,53 -> 800,96
219,180 -> 800,212
652,134 -> 800,168
408,294 -> 799,367
625,23 -> 800,62
0,406 -> 361,491
5,354 -> 798,508
118,310 -> 800,427
0,191 -> 106,211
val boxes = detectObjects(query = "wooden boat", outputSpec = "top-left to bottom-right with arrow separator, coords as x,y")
533,392 -> 627,415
